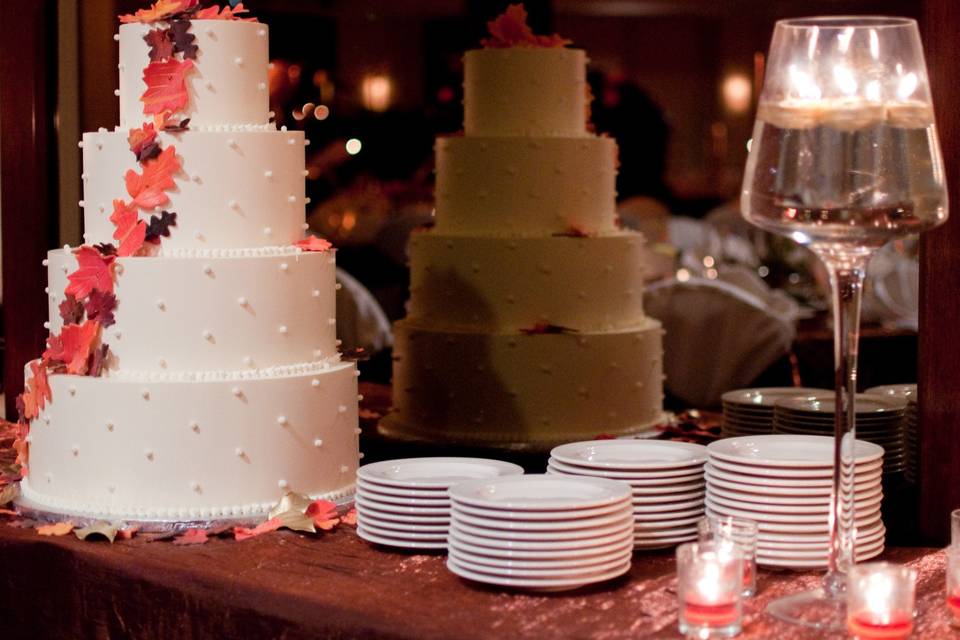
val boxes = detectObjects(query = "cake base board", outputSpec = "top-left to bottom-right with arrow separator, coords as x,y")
12,484 -> 356,533
376,412 -> 671,454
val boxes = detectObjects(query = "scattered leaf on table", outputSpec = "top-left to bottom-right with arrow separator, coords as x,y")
74,521 -> 121,542
276,509 -> 317,534
234,517 -> 283,541
124,146 -> 181,210
140,59 -> 195,117
0,483 -> 18,506
65,246 -> 116,298
172,528 -> 209,545
117,527 -> 139,540
268,491 -> 314,520
0,508 -> 18,517
43,320 -> 100,375
37,521 -> 74,536
341,509 -> 357,526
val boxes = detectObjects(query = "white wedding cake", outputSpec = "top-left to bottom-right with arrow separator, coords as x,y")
382,7 -> 664,448
15,1 -> 359,520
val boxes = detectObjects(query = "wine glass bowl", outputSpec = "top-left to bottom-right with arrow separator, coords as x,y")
742,16 -> 948,250
740,16 -> 947,631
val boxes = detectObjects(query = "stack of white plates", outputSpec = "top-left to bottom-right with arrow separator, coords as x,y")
355,457 -> 524,550
721,387 -> 826,437
546,440 -> 708,549
773,393 -> 907,475
865,384 -> 918,482
705,435 -> 886,569
446,475 -> 634,591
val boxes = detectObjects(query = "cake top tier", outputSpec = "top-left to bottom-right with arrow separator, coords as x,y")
463,4 -> 588,137
117,4 -> 268,129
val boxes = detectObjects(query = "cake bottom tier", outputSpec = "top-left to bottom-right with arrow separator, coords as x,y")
383,318 -> 665,448
22,361 -> 359,520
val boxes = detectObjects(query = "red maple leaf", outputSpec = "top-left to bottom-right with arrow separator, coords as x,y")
195,3 -> 257,21
65,246 -> 116,299
28,361 -> 51,411
481,4 -> 571,49
110,199 -> 148,257
43,320 -> 100,375
172,528 -> 209,545
119,0 -> 198,24
294,235 -> 333,252
84,290 -> 117,327
234,518 -> 283,541
124,146 -> 181,210
143,28 -> 174,62
140,59 -> 195,117
127,123 -> 160,163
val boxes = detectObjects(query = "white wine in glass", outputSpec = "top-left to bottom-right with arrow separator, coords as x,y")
741,16 -> 947,630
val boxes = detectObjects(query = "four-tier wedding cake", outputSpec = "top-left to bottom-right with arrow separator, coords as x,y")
14,1 -> 360,521
382,7 -> 665,448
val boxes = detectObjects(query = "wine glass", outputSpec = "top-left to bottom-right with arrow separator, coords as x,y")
741,16 -> 947,630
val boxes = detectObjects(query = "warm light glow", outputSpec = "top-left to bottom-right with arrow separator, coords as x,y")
361,74 -> 393,112
832,65 -> 858,95
345,138 -> 362,155
788,64 -> 822,100
287,64 -> 301,82
745,138 -> 753,152
314,105 -> 330,120
722,73 -> 752,114
677,268 -> 691,282
703,256 -> 715,268
341,210 -> 357,232
897,72 -> 918,100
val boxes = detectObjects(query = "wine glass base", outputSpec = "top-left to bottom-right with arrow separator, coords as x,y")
766,588 -> 847,632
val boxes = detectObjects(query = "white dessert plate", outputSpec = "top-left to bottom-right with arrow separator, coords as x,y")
355,494 -> 450,515
721,387 -> 827,408
628,481 -> 705,495
706,508 -> 881,533
633,524 -> 700,538
546,460 -> 704,483
705,498 -> 881,523
706,492 -> 882,516
631,497 -> 705,512
758,543 -> 883,569
355,489 -> 451,508
633,535 -> 697,549
449,475 -> 631,512
353,503 -> 451,525
755,523 -> 884,547
358,457 -> 523,489
356,516 -> 449,534
358,521 -> 448,541
449,550 -> 631,578
357,526 -> 447,550
632,490 -> 706,504
550,440 -> 707,470
707,435 -> 884,468
633,515 -> 703,530
449,518 -> 633,542
450,508 -> 632,532
447,525 -> 633,552
446,557 -> 630,591
864,384 -> 916,399
448,543 -> 633,571
707,456 -> 882,479
449,499 -> 629,522
705,464 -> 882,489
775,394 -> 907,415
758,539 -> 884,559
447,534 -> 634,561
707,483 -> 882,506
356,478 -> 452,499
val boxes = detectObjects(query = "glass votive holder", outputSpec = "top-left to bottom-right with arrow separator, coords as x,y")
676,540 -> 744,638
846,562 -> 917,640
946,545 -> 960,627
951,509 -> 960,546
697,515 -> 758,597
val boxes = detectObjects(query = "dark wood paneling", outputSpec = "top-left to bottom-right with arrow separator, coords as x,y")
0,1 -> 59,418
919,0 -> 960,544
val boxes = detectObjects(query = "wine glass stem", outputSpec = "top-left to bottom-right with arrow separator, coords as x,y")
819,252 -> 870,597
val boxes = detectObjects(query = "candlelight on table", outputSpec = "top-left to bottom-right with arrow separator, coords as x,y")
847,563 -> 917,640
697,515 -> 758,597
676,541 -> 744,638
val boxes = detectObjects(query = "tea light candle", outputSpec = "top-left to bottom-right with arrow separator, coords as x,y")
946,545 -> 960,626
697,515 -> 759,597
847,563 -> 917,640
676,541 -> 744,637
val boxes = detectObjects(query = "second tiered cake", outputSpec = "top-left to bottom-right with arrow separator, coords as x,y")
384,8 -> 664,448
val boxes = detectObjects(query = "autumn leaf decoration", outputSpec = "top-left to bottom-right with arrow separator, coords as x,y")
110,199 -> 148,257
481,4 -> 571,49
195,3 -> 258,21
43,320 -> 102,376
65,246 -> 116,299
119,0 -> 199,24
141,58 -> 195,123
294,235 -> 334,252
519,322 -> 578,335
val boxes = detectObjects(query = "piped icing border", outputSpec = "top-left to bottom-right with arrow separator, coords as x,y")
98,358 -> 355,383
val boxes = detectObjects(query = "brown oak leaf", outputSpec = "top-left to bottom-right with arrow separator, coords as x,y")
145,210 -> 178,243
169,20 -> 198,60
59,294 -> 85,325
93,243 -> 118,257
143,28 -> 174,62
84,290 -> 117,327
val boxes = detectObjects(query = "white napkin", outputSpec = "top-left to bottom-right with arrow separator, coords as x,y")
336,268 -> 393,354
644,277 -> 797,407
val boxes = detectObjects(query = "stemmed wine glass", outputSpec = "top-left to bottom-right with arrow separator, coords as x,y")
741,16 -> 947,630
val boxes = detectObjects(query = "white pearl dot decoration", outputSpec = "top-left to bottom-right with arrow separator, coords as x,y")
190,421 -> 200,432
42,259 -> 49,266
68,386 -> 77,396
279,262 -> 289,271
194,230 -> 204,240
359,453 -> 365,460
264,170 -> 273,178
312,289 -> 321,297
313,439 -> 324,447
338,405 -> 348,414
202,265 -> 213,276
301,223 -> 309,230
301,170 -> 309,177
202,330 -> 214,341
277,415 -> 288,426
105,422 -> 114,432
354,428 -> 363,435
278,479 -> 289,489
191,481 -> 201,492
327,318 -> 336,326
311,379 -> 320,387
227,138 -> 237,148
264,227 -> 273,236
234,57 -> 243,65
340,465 -> 350,474
278,325 -> 289,335
156,299 -> 166,310
141,389 -> 151,400
113,89 -> 121,96
258,28 -> 266,36
114,330 -> 122,339
232,387 -> 243,397
229,200 -> 239,210
113,33 -> 120,41
72,446 -> 80,456
43,321 -> 51,330
258,82 -> 267,91
145,449 -> 155,461
287,195 -> 296,203
235,447 -> 245,457
78,141 -> 84,148
158,357 -> 167,368
243,356 -> 253,366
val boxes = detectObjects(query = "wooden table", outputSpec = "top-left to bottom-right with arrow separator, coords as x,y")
0,523 -> 952,639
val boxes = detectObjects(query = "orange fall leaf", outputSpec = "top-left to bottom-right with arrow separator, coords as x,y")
124,146 -> 181,210
65,246 -> 116,299
140,59 -> 195,117
37,521 -> 75,536
110,199 -> 148,257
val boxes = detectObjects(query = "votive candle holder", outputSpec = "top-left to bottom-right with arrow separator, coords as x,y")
697,515 -> 758,597
946,545 -> 960,627
951,509 -> 960,546
676,540 -> 744,638
846,562 -> 917,640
